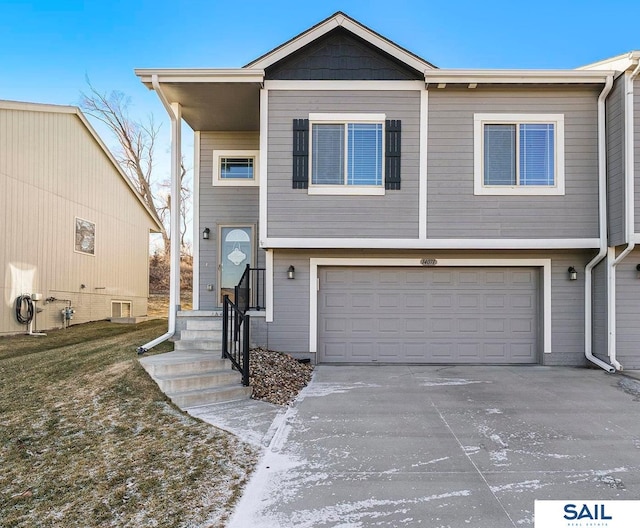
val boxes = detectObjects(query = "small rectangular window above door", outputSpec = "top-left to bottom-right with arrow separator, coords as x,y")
212,150 -> 259,186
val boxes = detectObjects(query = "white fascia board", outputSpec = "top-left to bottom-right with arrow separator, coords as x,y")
308,257 -> 552,355
0,99 -> 78,114
135,68 -> 265,85
337,17 -> 434,73
248,15 -> 433,73
425,69 -> 615,85
265,80 -> 424,91
578,51 -> 640,72
249,16 -> 341,69
263,237 -> 600,250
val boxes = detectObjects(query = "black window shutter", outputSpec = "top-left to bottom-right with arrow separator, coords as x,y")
385,119 -> 401,190
292,119 -> 309,189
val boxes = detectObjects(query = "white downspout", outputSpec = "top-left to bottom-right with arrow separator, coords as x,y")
584,74 -> 615,372
607,59 -> 640,370
137,75 -> 182,354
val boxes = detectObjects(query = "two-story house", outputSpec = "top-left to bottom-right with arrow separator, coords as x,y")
136,12 -> 640,371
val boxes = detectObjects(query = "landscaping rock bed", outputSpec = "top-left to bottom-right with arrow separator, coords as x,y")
249,348 -> 314,406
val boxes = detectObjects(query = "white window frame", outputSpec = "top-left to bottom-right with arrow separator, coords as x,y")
308,113 -> 386,196
212,150 -> 260,186
473,113 -> 565,196
111,300 -> 132,318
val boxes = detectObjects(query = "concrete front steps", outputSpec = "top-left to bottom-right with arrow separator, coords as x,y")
139,311 -> 251,408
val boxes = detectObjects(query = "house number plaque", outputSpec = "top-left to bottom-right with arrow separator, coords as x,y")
420,258 -> 438,266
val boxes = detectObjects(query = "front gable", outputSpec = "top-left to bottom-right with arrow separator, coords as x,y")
265,27 -> 423,80
246,11 -> 435,77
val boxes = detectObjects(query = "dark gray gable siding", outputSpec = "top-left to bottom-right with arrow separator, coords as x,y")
265,28 -> 423,81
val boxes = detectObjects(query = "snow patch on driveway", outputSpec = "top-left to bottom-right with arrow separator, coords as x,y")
299,381 -> 382,398
420,378 -> 492,387
272,491 -> 473,528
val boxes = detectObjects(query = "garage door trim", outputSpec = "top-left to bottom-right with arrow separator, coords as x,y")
309,258 -> 552,356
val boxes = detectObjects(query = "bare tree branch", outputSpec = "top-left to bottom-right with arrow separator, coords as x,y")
80,80 -> 190,256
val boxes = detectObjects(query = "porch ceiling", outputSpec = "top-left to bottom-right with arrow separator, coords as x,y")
157,81 -> 261,131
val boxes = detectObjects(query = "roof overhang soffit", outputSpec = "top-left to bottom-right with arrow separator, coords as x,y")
135,69 -> 265,131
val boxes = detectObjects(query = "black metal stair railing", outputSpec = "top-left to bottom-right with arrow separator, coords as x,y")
234,264 -> 265,313
222,295 -> 250,386
221,264 -> 266,387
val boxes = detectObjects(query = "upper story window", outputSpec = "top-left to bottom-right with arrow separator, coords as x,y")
474,114 -> 565,196
212,150 -> 259,186
308,113 -> 385,195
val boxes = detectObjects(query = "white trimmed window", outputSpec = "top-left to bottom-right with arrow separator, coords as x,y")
212,150 -> 259,186
308,113 -> 385,196
111,301 -> 131,318
474,114 -> 565,196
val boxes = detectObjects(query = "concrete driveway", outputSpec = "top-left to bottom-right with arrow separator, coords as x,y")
227,366 -> 640,528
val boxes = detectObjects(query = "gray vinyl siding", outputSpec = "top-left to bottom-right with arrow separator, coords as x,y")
635,78 -> 640,235
198,132 -> 263,310
592,258 -> 608,362
615,248 -> 640,369
261,249 -> 593,366
427,89 -> 600,239
607,77 -> 626,246
546,250 -> 591,366
267,90 -> 421,238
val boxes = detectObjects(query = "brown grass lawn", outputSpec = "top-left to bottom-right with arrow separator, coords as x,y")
0,320 -> 257,527
147,294 -> 193,317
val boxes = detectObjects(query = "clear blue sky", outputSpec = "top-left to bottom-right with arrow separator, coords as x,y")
2,0 -> 639,110
1,0 -> 638,198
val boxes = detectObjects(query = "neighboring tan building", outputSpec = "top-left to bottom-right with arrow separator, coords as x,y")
0,100 -> 162,335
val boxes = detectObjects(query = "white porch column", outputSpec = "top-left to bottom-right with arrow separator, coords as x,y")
169,102 -> 182,326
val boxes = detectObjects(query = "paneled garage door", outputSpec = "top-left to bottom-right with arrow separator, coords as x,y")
318,267 -> 539,364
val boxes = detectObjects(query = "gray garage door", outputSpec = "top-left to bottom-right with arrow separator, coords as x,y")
318,267 -> 539,364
